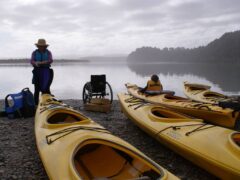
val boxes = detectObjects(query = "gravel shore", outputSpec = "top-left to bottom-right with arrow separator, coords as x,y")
0,100 -> 217,180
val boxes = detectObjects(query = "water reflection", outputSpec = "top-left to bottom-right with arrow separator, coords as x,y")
128,63 -> 240,93
0,62 -> 239,100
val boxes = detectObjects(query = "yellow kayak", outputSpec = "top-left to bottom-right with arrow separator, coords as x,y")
118,93 -> 240,179
126,83 -> 240,130
35,94 -> 178,180
184,82 -> 231,104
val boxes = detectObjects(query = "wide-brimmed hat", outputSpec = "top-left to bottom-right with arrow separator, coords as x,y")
35,39 -> 49,46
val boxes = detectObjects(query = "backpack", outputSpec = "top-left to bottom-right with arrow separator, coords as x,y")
22,88 -> 35,118
5,88 -> 35,119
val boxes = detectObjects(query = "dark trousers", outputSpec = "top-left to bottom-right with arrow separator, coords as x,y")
34,82 -> 51,105
33,68 -> 54,105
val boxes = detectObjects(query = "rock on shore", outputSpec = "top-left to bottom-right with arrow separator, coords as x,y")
0,100 -> 216,180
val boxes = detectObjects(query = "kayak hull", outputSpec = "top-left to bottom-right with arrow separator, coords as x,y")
118,93 -> 240,179
125,83 -> 240,129
183,82 -> 230,104
35,94 -> 177,180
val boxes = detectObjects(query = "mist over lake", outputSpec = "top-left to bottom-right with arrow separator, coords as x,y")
0,60 -> 239,100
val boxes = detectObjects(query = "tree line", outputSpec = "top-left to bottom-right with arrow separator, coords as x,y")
128,30 -> 240,63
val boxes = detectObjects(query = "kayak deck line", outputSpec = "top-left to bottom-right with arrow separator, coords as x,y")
126,89 -> 221,114
40,103 -> 72,113
125,95 -> 200,118
183,82 -> 238,105
35,94 -> 178,179
46,126 -> 110,145
154,124 -> 215,137
126,83 -> 240,129
124,98 -> 216,136
118,93 -> 240,179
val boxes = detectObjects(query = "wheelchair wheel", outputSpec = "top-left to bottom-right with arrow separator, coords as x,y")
105,82 -> 113,104
82,82 -> 92,104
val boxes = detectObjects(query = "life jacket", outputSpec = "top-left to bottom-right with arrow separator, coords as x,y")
33,49 -> 51,67
5,88 -> 35,119
146,80 -> 162,91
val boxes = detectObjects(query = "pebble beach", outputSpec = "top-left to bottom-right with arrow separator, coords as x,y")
0,100 -> 217,180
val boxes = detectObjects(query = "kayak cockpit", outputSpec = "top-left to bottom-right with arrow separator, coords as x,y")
184,83 -> 210,91
231,133 -> 240,147
151,108 -> 187,119
188,86 -> 209,91
47,112 -> 88,124
164,94 -> 191,102
228,132 -> 240,156
149,107 -> 203,123
73,143 -> 162,180
203,91 -> 226,98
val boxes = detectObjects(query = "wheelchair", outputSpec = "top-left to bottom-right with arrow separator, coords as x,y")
82,75 -> 113,104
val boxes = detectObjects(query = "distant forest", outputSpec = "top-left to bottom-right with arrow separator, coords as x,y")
128,30 -> 240,63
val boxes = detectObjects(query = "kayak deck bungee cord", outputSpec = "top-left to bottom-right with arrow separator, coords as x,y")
118,93 -> 240,179
125,83 -> 240,130
35,94 -> 178,180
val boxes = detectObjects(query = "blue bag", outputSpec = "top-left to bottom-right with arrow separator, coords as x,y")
5,88 -> 35,119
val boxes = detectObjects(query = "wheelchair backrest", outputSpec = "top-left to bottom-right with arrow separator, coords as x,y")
90,75 -> 106,93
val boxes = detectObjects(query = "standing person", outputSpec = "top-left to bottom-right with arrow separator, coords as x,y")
31,39 -> 54,105
139,74 -> 163,93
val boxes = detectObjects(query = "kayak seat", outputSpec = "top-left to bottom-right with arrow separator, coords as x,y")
47,113 -> 86,124
151,111 -> 168,118
74,143 -> 158,179
75,144 -> 128,179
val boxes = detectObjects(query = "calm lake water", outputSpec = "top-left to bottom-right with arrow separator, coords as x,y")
0,61 -> 240,99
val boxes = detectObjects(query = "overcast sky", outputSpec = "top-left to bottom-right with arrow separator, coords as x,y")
0,0 -> 240,58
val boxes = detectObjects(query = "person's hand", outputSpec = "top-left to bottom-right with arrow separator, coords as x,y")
41,61 -> 49,64
35,62 -> 40,67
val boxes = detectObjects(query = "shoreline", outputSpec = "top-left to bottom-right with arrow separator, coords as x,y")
0,100 -> 215,179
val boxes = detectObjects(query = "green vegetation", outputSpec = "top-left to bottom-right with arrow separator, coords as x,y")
128,30 -> 240,63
